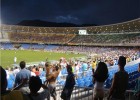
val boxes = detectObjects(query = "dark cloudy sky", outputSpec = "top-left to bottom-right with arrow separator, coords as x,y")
1,0 -> 140,25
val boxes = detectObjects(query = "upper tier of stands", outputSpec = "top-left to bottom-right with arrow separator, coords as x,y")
69,33 -> 140,46
5,32 -> 140,46
1,18 -> 139,33
0,18 -> 140,46
8,32 -> 75,44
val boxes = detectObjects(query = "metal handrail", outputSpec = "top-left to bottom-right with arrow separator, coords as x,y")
55,85 -> 137,100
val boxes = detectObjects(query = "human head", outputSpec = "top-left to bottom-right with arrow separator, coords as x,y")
35,67 -> 39,71
66,65 -> 72,74
53,65 -> 59,71
19,61 -> 26,69
29,76 -> 42,93
94,62 -> 108,82
45,62 -> 49,68
118,56 -> 126,69
0,66 -> 7,92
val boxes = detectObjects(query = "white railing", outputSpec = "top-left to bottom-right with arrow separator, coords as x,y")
55,85 -> 138,100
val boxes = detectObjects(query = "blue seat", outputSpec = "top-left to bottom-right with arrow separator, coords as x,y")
78,81 -> 85,87
59,80 -> 65,85
85,80 -> 91,87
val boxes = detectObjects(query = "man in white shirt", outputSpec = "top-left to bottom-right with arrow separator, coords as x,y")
13,66 -> 20,77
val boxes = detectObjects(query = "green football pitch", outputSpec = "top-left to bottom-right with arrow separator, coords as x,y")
0,50 -> 85,68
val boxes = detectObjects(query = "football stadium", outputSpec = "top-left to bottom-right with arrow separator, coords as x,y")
0,18 -> 140,100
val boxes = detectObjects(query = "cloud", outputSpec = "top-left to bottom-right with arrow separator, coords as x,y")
55,15 -> 79,23
1,0 -> 139,25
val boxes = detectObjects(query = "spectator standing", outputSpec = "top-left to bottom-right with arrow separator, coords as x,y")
24,76 -> 50,100
14,61 -> 31,94
135,63 -> 140,100
28,66 -> 36,76
47,65 -> 60,100
92,60 -> 97,73
61,65 -> 75,100
13,66 -> 20,77
107,56 -> 129,100
35,67 -> 40,76
93,62 -> 108,100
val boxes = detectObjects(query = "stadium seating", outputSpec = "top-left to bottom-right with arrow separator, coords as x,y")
21,43 -> 31,49
58,62 -> 140,90
6,32 -> 140,46
8,32 -> 76,44
69,33 -> 140,45
44,45 -> 59,50
31,44 -> 45,49
1,43 -> 13,49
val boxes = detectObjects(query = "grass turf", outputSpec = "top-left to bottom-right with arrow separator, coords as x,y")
0,50 -> 85,68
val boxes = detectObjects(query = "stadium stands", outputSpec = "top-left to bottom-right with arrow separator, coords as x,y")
44,45 -> 59,50
0,18 -> 140,100
0,18 -> 139,46
69,33 -> 140,45
20,43 -> 31,49
1,43 -> 13,49
8,32 -> 76,44
3,32 -> 140,46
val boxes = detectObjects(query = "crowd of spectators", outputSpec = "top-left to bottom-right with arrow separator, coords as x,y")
56,46 -> 140,66
69,33 -> 140,45
9,32 -> 76,44
1,44 -> 140,100
1,55 -> 140,100
8,32 -> 140,45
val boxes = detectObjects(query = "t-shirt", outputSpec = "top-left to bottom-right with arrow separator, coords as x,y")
82,63 -> 88,71
92,62 -> 96,69
65,73 -> 75,89
13,69 -> 20,76
31,72 -> 36,76
112,70 -> 129,99
15,68 -> 31,86
35,71 -> 40,76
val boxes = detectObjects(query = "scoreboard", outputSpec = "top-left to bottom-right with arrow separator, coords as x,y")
78,30 -> 87,35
